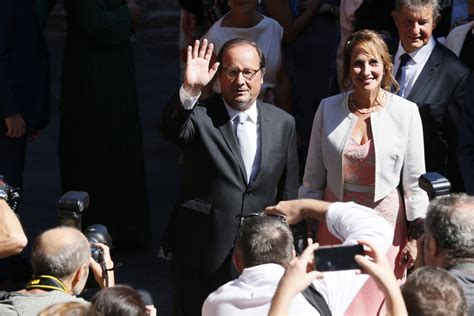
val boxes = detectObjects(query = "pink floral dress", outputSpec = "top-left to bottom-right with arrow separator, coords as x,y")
319,137 -> 407,315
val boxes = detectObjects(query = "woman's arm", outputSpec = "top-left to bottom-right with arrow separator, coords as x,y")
402,105 -> 429,221
298,101 -> 327,199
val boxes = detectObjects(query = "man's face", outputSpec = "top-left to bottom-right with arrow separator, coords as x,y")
219,44 -> 263,111
393,5 -> 437,53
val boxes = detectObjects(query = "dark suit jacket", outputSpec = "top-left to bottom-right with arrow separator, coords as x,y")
396,41 -> 471,192
459,73 -> 474,194
161,94 -> 299,273
0,0 -> 50,132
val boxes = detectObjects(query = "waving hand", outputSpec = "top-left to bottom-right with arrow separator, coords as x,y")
183,39 -> 220,96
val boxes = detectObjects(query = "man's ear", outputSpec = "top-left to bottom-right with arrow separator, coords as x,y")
391,11 -> 399,27
232,250 -> 244,273
432,14 -> 441,29
71,263 -> 88,289
260,68 -> 266,84
427,234 -> 439,258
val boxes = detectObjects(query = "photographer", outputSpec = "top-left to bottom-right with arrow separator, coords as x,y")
0,197 -> 27,259
202,199 -> 393,315
414,193 -> 474,314
0,227 -> 114,315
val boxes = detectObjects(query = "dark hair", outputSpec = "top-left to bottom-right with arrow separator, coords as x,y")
216,38 -> 266,70
90,285 -> 147,316
425,193 -> 474,260
342,29 -> 398,92
401,267 -> 467,316
236,215 -> 293,268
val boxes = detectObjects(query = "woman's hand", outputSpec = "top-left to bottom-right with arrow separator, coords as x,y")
399,239 -> 417,268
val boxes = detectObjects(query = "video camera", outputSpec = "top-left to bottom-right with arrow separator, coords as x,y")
57,191 -> 113,265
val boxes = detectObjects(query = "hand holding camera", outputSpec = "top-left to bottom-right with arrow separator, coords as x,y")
89,242 -> 115,288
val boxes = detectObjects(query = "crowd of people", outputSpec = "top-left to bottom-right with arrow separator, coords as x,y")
1,0 -> 474,315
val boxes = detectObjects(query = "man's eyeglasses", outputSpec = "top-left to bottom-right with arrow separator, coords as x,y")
236,212 -> 287,224
221,66 -> 262,81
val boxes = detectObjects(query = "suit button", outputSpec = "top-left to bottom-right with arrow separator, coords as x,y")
244,192 -> 250,197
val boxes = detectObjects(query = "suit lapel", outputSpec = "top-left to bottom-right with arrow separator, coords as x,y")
251,101 -> 270,186
211,97 -> 248,184
407,43 -> 442,103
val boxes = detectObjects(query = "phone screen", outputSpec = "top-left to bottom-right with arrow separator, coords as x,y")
314,244 -> 364,272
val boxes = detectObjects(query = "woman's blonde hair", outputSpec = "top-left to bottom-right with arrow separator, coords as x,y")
341,29 -> 399,93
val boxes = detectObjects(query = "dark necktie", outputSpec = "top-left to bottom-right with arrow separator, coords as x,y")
395,53 -> 412,97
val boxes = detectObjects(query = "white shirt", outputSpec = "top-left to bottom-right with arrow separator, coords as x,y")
393,37 -> 436,98
202,202 -> 394,316
179,86 -> 261,182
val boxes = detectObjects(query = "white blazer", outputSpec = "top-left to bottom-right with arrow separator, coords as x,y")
299,91 -> 429,220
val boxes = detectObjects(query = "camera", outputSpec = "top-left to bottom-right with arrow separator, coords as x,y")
418,172 -> 451,200
409,172 -> 452,239
57,191 -> 113,264
0,175 -> 21,212
83,224 -> 113,263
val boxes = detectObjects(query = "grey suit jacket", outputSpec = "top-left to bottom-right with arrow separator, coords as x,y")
401,41 -> 471,192
161,93 -> 298,273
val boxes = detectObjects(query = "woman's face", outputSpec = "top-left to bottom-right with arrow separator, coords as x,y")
349,45 -> 384,93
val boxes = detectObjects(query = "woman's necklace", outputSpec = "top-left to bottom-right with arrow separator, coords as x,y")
349,93 -> 384,115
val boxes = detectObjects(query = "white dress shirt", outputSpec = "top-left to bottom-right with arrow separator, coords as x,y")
179,86 -> 261,182
393,37 -> 436,98
202,202 -> 394,316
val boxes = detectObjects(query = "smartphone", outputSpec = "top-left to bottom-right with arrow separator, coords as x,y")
314,244 -> 364,272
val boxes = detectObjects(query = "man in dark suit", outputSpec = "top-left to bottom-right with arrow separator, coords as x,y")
161,38 -> 298,315
459,73 -> 474,194
392,0 -> 471,192
0,0 -> 50,188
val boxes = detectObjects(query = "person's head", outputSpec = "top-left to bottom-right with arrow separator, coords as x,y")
401,266 -> 467,316
31,227 -> 91,295
216,38 -> 265,111
38,302 -> 90,316
342,29 -> 397,93
392,0 -> 440,53
90,285 -> 147,316
420,194 -> 474,267
233,214 -> 294,272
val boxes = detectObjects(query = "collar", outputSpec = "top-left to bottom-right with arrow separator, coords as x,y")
223,98 -> 258,124
448,260 -> 474,272
239,263 -> 285,285
395,36 -> 436,65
